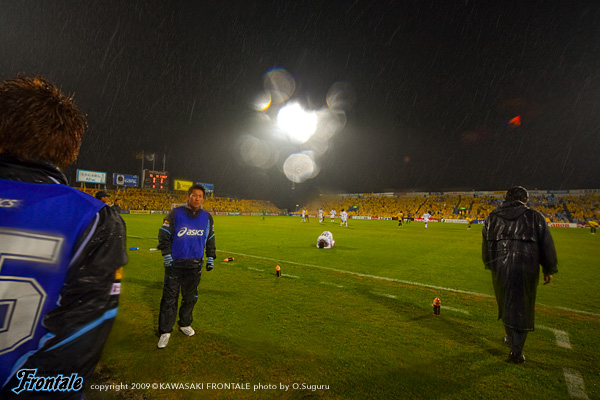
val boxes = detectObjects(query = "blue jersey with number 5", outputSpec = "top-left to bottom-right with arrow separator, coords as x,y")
0,179 -> 104,386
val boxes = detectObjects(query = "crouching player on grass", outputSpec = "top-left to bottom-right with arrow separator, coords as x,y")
316,231 -> 335,249
156,184 -> 216,349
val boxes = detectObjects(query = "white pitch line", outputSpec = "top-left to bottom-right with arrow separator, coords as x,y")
443,306 -> 470,315
219,250 -> 598,318
371,291 -> 397,299
552,306 -> 600,319
247,267 -> 264,272
536,324 -> 572,349
221,250 -> 491,297
369,292 -> 470,314
320,281 -> 345,288
563,368 -> 589,399
282,274 -> 299,279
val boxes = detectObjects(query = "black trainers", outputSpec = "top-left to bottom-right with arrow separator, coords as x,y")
506,352 -> 525,364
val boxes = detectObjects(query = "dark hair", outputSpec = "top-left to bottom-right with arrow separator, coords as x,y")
95,190 -> 109,199
318,239 -> 326,249
188,184 -> 206,196
0,75 -> 87,169
506,186 -> 529,203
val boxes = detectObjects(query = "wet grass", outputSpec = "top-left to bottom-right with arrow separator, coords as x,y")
88,215 -> 600,399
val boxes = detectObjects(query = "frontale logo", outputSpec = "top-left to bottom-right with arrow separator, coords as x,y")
11,369 -> 83,395
177,227 -> 205,237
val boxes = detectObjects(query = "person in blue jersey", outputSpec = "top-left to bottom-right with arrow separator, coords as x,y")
156,184 -> 216,349
0,75 -> 128,399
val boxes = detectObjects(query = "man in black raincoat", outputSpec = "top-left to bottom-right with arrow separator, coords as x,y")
482,186 -> 557,364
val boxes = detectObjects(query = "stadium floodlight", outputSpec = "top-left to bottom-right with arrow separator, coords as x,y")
277,102 -> 317,143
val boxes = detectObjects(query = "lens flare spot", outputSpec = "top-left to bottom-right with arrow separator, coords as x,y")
326,82 -> 357,112
237,135 -> 278,169
283,153 -> 315,183
252,90 -> 272,111
263,67 -> 296,106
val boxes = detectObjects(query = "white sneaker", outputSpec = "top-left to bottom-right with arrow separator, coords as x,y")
179,326 -> 195,337
157,333 -> 170,349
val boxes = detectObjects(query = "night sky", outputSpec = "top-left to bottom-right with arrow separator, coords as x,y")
2,1 -> 599,209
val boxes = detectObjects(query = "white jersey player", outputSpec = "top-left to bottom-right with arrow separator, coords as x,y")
316,231 -> 335,249
422,212 -> 431,229
318,209 -> 324,224
340,210 -> 348,227
330,209 -> 336,223
301,209 -> 307,222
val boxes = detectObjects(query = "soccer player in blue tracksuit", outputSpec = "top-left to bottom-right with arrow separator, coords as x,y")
156,184 -> 216,349
0,76 -> 128,399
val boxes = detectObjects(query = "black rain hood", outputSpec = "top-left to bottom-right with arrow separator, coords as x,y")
491,200 -> 529,221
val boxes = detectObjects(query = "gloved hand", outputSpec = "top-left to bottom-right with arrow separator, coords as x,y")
163,254 -> 173,268
206,257 -> 214,271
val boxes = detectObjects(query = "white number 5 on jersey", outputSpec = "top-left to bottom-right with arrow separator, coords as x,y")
0,229 -> 64,355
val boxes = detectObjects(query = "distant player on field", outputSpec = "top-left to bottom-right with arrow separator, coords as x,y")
330,209 -> 336,223
301,209 -> 307,222
422,211 -> 431,228
318,209 -> 324,223
588,219 -> 598,234
340,210 -> 348,227
316,231 -> 335,249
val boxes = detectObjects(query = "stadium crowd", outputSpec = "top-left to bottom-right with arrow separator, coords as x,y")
298,192 -> 599,224
75,188 -> 281,214
75,187 -> 598,224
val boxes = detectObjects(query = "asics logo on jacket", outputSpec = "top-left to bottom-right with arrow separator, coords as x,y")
177,227 -> 205,237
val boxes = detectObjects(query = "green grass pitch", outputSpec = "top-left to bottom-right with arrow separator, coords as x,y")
89,215 -> 600,399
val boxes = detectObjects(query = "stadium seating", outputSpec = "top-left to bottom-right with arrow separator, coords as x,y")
74,187 -> 599,223
75,187 -> 281,214
298,192 -> 599,223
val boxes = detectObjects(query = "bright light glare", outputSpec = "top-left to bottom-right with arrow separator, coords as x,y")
277,103 -> 317,143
